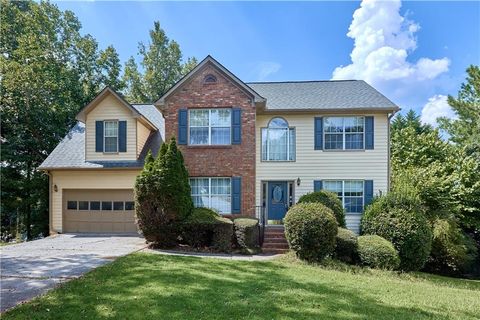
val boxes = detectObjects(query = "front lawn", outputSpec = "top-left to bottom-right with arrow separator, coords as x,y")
4,253 -> 480,319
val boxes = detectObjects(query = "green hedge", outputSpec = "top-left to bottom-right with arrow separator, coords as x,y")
335,228 -> 358,263
298,191 -> 346,227
233,218 -> 260,254
361,193 -> 432,271
182,208 -> 233,252
357,235 -> 400,270
284,203 -> 338,262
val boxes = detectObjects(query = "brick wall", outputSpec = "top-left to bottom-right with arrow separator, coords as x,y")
163,63 -> 256,216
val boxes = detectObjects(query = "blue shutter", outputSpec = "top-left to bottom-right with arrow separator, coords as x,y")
231,108 -> 241,144
95,121 -> 104,152
231,177 -> 241,214
178,109 -> 188,145
314,180 -> 323,192
365,116 -> 374,149
314,117 -> 323,150
364,180 -> 374,208
118,121 -> 127,152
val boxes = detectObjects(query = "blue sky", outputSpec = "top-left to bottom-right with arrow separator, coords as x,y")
55,1 -> 479,124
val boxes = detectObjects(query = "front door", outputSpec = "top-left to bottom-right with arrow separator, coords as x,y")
267,181 -> 288,221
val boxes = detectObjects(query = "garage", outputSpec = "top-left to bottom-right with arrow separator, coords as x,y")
63,189 -> 137,233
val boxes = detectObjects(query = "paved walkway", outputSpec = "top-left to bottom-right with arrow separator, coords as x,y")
0,234 -> 146,312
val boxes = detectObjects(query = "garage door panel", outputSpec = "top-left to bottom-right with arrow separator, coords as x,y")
63,189 -> 136,233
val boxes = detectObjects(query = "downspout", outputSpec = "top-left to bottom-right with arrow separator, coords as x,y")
46,170 -> 54,235
387,110 -> 398,192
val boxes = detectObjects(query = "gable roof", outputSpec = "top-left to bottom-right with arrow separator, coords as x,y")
155,55 -> 266,106
247,80 -> 399,112
76,87 -> 158,130
38,104 -> 164,170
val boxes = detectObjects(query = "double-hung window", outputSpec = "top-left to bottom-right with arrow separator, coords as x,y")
323,180 -> 364,213
324,117 -> 364,150
261,117 -> 296,161
104,120 -> 119,153
190,178 -> 231,214
189,109 -> 231,145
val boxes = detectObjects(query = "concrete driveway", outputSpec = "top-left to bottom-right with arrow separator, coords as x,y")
0,234 -> 146,312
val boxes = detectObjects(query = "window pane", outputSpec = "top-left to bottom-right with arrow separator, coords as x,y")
324,117 -> 344,133
210,109 -> 231,126
211,178 -> 231,195
268,117 -> 288,128
125,202 -> 135,210
67,201 -> 77,210
101,201 -> 112,210
79,201 -> 89,210
190,178 -> 209,195
104,121 -> 118,137
189,110 -> 209,126
289,128 -> 296,161
344,181 -> 363,197
105,137 -> 118,152
211,195 -> 231,214
323,181 -> 343,197
261,128 -> 268,161
345,133 -> 364,149
90,201 -> 100,210
113,201 -> 124,210
189,127 -> 208,145
324,133 -> 343,149
268,128 -> 288,160
211,127 -> 231,145
192,195 -> 206,208
345,197 -> 363,213
344,117 -> 364,133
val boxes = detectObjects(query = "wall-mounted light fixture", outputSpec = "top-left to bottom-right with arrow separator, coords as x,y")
296,177 -> 301,186
54,184 -> 58,192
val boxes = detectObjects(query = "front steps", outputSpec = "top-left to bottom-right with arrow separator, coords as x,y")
262,226 -> 289,254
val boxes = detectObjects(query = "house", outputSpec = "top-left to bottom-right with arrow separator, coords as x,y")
39,56 -> 399,235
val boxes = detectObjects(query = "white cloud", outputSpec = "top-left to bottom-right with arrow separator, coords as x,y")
255,61 -> 281,81
420,95 -> 456,127
332,0 -> 450,86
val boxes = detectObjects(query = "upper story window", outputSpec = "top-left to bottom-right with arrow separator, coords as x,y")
324,116 -> 364,150
189,109 -> 231,145
203,74 -> 217,84
261,117 -> 296,161
323,180 -> 364,213
104,120 -> 118,153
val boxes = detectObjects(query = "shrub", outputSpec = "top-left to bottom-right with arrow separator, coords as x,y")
335,228 -> 358,263
284,203 -> 338,262
425,219 -> 479,276
298,191 -> 346,227
233,218 -> 260,254
357,235 -> 400,270
182,208 -> 233,252
361,193 -> 433,271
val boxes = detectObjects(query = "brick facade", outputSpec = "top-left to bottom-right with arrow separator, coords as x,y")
163,63 -> 256,216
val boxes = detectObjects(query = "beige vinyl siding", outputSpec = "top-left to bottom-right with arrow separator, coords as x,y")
136,121 -> 151,157
256,113 -> 390,233
85,94 -> 137,161
50,170 -> 140,232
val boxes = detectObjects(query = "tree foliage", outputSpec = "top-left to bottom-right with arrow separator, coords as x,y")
123,21 -> 197,103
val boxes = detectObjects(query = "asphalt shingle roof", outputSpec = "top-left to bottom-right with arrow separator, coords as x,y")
39,104 -> 164,170
247,80 -> 399,111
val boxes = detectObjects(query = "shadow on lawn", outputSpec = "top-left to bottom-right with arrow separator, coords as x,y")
4,254 -> 477,320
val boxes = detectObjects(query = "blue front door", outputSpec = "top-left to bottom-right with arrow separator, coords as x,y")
268,181 -> 288,221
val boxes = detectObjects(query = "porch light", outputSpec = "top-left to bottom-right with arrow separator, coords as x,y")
296,178 -> 301,186
54,184 -> 58,192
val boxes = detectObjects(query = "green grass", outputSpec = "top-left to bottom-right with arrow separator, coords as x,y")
4,253 -> 480,320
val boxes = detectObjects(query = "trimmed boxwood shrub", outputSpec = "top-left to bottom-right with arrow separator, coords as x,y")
284,203 -> 338,262
182,208 -> 233,252
233,218 -> 260,254
361,194 -> 432,271
357,235 -> 400,270
425,219 -> 479,276
298,191 -> 346,227
335,228 -> 358,263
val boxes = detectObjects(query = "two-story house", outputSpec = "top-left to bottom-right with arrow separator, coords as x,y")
39,56 -> 399,235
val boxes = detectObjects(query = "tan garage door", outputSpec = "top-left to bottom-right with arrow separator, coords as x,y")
63,189 -> 137,233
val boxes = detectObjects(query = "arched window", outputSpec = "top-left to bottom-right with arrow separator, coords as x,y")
261,117 -> 295,161
203,74 -> 217,84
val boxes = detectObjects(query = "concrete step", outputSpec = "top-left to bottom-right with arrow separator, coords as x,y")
264,233 -> 286,239
263,238 -> 288,244
262,242 -> 289,249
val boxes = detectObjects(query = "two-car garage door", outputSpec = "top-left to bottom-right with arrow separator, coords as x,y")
63,189 -> 137,233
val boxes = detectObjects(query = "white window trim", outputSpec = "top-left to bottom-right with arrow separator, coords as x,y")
190,177 -> 232,214
261,127 -> 296,162
188,109 -> 231,145
103,120 -> 119,153
323,116 -> 365,150
323,180 -> 364,213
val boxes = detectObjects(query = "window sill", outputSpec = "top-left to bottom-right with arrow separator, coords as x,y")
320,149 -> 366,152
260,160 -> 296,163
102,152 -> 119,155
186,145 -> 232,149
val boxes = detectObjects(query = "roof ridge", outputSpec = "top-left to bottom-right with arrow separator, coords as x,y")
246,80 -> 360,84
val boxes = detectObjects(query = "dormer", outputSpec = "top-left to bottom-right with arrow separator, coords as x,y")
76,87 -> 159,162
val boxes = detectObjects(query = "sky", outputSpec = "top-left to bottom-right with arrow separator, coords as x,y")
55,0 -> 480,126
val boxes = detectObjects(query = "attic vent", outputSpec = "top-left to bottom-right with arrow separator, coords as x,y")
204,74 -> 217,84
